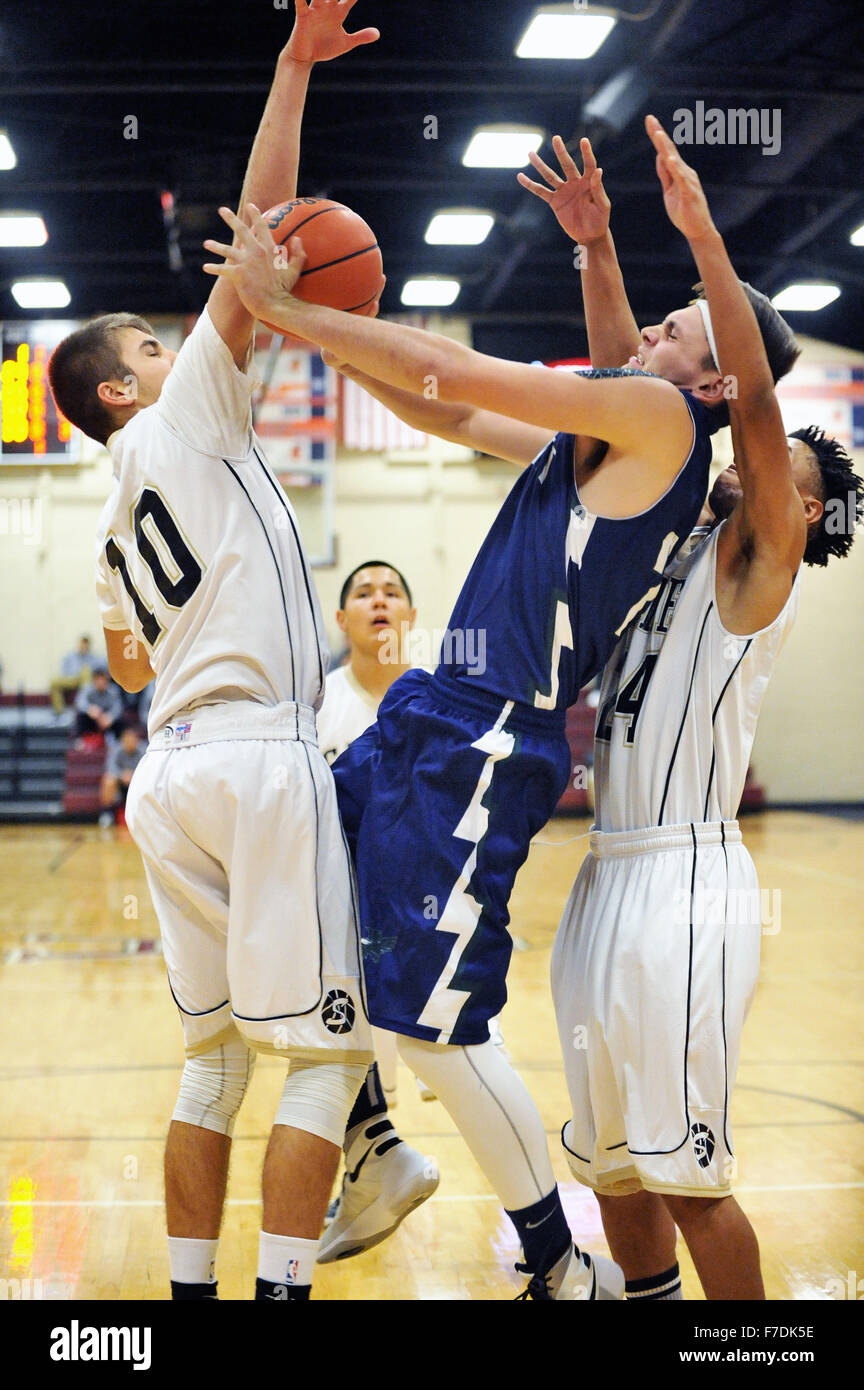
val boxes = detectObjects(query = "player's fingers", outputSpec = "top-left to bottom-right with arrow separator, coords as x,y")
654,151 -> 673,195
217,206 -> 258,248
202,263 -> 232,278
577,137 -> 597,176
645,114 -> 679,163
287,235 -> 307,270
517,172 -> 555,203
203,238 -> 241,261
343,27 -> 381,48
552,134 -> 581,179
245,202 -> 277,248
527,149 -> 564,187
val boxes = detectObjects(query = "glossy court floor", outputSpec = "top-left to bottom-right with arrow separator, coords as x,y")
1,810 -> 861,1301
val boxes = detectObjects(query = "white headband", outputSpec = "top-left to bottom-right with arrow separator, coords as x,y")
695,297 -> 720,372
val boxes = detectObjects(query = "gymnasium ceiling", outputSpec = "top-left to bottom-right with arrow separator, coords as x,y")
1,0 -> 864,363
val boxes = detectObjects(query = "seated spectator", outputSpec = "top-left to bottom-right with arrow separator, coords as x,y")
74,666 -> 124,742
51,636 -> 94,715
99,726 -> 146,827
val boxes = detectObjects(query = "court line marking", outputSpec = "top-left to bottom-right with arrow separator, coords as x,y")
755,854 -> 864,892
4,1181 -> 864,1208
737,1082 -> 864,1125
47,834 -> 84,875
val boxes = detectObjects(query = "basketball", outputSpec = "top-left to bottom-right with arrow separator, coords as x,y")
263,196 -> 384,316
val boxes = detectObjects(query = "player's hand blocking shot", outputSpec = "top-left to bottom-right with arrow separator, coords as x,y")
48,0 -> 383,1305
548,117 -> 863,1302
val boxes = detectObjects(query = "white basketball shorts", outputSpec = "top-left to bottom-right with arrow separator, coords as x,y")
551,821 -> 761,1198
125,700 -> 374,1063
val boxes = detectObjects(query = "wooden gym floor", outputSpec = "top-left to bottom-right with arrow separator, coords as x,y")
0,810 -> 861,1301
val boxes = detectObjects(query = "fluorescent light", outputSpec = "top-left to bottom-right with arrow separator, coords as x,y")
11,279 -> 71,309
463,125 -> 544,168
516,7 -> 617,60
425,211 -> 494,245
850,222 -> 864,247
0,214 -> 48,247
771,283 -> 840,312
401,278 -> 461,307
0,130 -> 16,170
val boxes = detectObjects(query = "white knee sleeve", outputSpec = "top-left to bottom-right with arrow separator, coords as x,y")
275,1060 -> 367,1147
172,1038 -> 255,1137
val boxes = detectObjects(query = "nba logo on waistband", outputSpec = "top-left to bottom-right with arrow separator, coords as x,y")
175,722 -> 192,742
285,1259 -> 299,1285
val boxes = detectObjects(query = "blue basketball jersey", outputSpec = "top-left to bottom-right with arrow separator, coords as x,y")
441,371 -> 715,711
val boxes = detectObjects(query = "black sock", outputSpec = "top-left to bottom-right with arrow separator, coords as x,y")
344,1061 -> 388,1135
625,1263 -> 683,1301
171,1280 -> 218,1301
255,1277 -> 311,1301
506,1186 -> 571,1277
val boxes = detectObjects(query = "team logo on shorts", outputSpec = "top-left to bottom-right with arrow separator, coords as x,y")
690,1122 -> 716,1168
321,989 -> 356,1034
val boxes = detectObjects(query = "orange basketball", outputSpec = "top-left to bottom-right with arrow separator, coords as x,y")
262,197 -> 384,316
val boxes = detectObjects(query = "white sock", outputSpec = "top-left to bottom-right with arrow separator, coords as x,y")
168,1236 -> 218,1285
258,1231 -> 319,1289
398,1036 -> 556,1210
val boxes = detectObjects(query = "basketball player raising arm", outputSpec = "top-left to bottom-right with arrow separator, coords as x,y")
644,115 -> 809,625
102,0 -> 379,691
520,115 -> 815,623
547,123 -> 863,1302
50,0 -> 384,1306
202,207 -> 701,519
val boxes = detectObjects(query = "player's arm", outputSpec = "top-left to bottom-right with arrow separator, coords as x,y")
329,356 -> 550,466
208,1 -> 378,368
104,628 -> 155,693
647,116 -> 805,628
204,206 -> 693,465
518,137 -> 641,369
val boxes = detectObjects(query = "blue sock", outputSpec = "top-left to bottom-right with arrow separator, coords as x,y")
506,1186 -> 572,1276
255,1277 -> 310,1301
345,1061 -> 388,1134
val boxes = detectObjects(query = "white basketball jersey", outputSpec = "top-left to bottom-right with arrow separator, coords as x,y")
593,524 -> 799,830
316,664 -> 380,764
95,308 -> 328,737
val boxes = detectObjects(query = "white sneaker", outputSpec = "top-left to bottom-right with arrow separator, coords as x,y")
415,1075 -> 437,1102
516,1246 -> 625,1301
318,1130 -> 439,1263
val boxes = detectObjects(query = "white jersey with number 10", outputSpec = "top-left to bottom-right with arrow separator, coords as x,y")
95,308 -> 328,738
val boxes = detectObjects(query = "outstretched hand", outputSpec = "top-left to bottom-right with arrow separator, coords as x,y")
284,0 -> 379,65
517,135 -> 611,245
645,114 -> 716,243
203,204 -> 307,324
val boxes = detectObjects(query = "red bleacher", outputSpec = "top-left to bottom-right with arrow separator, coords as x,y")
62,740 -> 106,816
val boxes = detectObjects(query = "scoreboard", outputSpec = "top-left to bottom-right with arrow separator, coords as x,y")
1,321 -> 80,464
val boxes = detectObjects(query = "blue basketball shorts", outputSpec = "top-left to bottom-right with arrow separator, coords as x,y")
331,669 -> 571,1045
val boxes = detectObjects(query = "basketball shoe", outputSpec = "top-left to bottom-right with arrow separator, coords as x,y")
515,1246 -> 625,1301
318,1121 -> 439,1262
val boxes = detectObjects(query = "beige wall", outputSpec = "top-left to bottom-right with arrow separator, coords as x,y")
749,336 -> 864,802
1,328 -> 861,803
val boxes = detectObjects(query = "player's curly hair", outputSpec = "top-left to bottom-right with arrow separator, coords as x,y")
48,313 -> 154,447
789,425 -> 864,567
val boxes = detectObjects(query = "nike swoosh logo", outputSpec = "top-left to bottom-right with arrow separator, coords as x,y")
347,1143 -> 375,1184
525,1210 -> 555,1230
